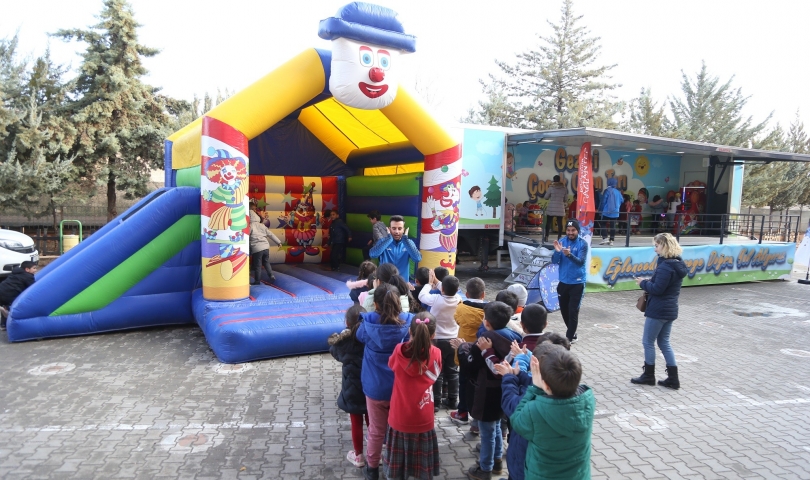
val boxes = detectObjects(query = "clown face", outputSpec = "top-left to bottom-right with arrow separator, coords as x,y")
330,37 -> 399,110
220,164 -> 238,185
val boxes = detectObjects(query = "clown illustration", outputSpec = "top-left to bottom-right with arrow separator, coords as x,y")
278,182 -> 321,256
319,2 -> 415,110
203,150 -> 249,241
424,180 -> 461,251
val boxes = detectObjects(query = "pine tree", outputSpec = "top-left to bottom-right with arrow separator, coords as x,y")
484,175 -> 501,218
54,0 -> 171,221
478,0 -> 621,130
625,88 -> 670,137
461,78 -> 521,127
669,61 -> 770,146
786,110 -> 810,154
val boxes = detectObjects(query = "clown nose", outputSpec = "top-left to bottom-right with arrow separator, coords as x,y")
368,67 -> 385,83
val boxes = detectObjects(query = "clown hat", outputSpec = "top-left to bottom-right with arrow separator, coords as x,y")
318,2 -> 416,53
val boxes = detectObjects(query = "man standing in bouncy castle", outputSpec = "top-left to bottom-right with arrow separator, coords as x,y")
551,219 -> 589,344
370,215 -> 421,282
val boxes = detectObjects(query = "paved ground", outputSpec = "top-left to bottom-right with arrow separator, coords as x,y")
1,257 -> 809,479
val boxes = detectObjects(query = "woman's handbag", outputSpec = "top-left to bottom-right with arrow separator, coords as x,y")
636,292 -> 648,312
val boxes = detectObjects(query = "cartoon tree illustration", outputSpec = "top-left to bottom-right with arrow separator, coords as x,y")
484,175 -> 502,218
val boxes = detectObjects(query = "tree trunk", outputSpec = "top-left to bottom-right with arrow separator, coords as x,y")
106,164 -> 117,223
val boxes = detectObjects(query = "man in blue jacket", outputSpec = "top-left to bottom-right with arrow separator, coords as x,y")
369,215 -> 422,282
551,220 -> 588,343
599,177 -> 623,246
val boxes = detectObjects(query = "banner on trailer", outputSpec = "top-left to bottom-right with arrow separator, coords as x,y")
587,243 -> 797,292
200,117 -> 250,301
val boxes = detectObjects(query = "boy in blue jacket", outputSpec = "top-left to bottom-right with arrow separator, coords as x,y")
551,219 -> 588,343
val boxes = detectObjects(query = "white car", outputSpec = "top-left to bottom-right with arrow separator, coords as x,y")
0,229 -> 39,279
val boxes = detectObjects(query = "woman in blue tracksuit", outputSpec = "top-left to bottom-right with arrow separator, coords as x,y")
632,233 -> 688,389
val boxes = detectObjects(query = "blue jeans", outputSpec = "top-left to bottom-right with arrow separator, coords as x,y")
478,420 -> 502,471
643,317 -> 677,366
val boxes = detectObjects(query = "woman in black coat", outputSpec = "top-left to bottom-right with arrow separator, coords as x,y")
631,233 -> 688,389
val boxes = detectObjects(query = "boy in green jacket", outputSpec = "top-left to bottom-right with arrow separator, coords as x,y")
510,345 -> 595,480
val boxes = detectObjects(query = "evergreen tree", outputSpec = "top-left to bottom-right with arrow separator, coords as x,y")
484,175 -> 501,218
461,78 -> 521,127
669,61 -> 770,146
625,88 -> 670,137
54,0 -> 171,221
786,110 -> 810,154
476,0 -> 621,130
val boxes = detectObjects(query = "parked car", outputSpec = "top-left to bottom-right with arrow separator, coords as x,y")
0,229 -> 39,279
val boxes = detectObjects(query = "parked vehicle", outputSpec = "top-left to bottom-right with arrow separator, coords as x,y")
0,229 -> 39,279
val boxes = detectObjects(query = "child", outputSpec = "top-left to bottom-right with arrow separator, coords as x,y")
511,347 -> 595,480
0,260 -> 37,330
413,267 -> 431,311
458,301 -> 514,480
328,305 -> 368,468
518,303 -> 549,352
450,277 -> 487,429
619,194 -> 631,234
356,284 -> 415,480
630,199 -> 642,235
327,209 -> 352,271
384,312 -> 443,480
357,273 -> 376,307
362,263 -> 412,313
496,342 -> 562,480
506,284 -> 528,314
419,271 -> 462,410
249,206 -> 281,284
479,290 -> 524,342
346,261 -> 377,304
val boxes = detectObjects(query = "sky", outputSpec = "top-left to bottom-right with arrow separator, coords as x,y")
2,0 -> 809,132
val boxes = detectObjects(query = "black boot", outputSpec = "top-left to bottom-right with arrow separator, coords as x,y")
658,365 -> 680,389
362,465 -> 379,480
630,363 -> 656,385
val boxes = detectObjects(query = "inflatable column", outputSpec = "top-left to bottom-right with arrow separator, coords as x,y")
200,116 -> 250,301
419,146 -> 463,274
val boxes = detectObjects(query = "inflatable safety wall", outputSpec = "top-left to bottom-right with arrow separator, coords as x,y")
249,175 -> 342,264
345,173 -> 423,271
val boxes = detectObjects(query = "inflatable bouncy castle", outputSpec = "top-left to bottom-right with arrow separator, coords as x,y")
7,3 -> 462,362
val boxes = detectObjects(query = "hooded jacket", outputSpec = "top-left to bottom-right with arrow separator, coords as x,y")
543,182 -> 568,217
0,266 -> 35,306
600,178 -> 623,219
454,300 -> 486,342
387,342 -> 442,433
328,217 -> 352,245
511,385 -> 596,480
249,211 -> 281,254
458,329 -> 513,421
551,235 -> 589,285
328,328 -> 367,415
640,256 -> 688,321
355,310 -> 414,401
501,371 -> 533,480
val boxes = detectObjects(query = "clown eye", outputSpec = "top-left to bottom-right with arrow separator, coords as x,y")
359,47 -> 373,67
378,50 -> 391,70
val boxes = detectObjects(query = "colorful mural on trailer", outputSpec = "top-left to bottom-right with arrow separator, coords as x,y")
457,128 -> 504,230
587,243 -> 796,292
507,144 -> 682,220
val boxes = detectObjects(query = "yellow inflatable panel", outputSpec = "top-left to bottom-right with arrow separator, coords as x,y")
170,49 -> 327,170
365,163 -> 425,176
381,87 -> 457,156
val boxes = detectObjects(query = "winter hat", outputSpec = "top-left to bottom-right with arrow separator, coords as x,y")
566,218 -> 581,233
507,284 -> 528,307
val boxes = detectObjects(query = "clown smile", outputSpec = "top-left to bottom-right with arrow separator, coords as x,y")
358,82 -> 389,98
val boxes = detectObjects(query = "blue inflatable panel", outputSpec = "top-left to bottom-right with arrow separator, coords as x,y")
193,264 -> 356,363
8,188 -> 201,342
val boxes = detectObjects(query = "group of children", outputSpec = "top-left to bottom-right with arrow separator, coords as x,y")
330,262 -> 596,480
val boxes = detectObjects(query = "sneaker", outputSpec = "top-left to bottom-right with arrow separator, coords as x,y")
469,424 -> 480,435
608,240 -> 614,246
598,239 -> 610,245
474,442 -> 480,452
346,450 -> 365,468
450,411 -> 469,424
467,465 -> 492,480
362,465 -> 379,480
570,334 -> 579,344
474,458 -> 503,474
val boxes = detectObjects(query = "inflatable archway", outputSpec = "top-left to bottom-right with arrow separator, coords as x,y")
8,3 -> 461,362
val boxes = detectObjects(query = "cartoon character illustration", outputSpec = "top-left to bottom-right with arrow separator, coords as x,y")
320,3 -> 415,110
278,182 -> 321,256
616,157 -> 624,166
604,169 -> 615,179
637,187 -> 649,205
461,169 -> 470,177
468,185 -> 483,217
634,155 -> 650,177
504,202 -> 516,232
203,150 -> 249,241
425,180 -> 461,251
505,152 -> 517,180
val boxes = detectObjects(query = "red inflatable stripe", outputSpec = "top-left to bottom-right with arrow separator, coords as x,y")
202,116 -> 248,153
423,144 -> 462,171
